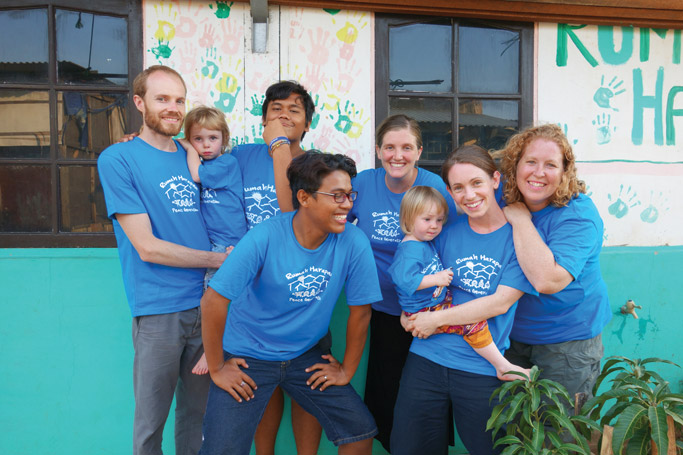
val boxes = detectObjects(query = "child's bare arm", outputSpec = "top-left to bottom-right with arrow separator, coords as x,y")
180,138 -> 201,183
416,268 -> 453,291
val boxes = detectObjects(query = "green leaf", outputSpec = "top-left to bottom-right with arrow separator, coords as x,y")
600,401 -> 632,427
612,404 -> 648,455
639,357 -> 680,368
648,406 -> 669,454
558,442 -> 590,454
625,427 -> 650,455
571,414 -> 602,432
487,401 -> 511,434
665,408 -> 683,427
546,431 -> 563,449
530,386 -> 541,411
495,434 -> 523,447
530,421 -> 545,451
544,408 -> 591,453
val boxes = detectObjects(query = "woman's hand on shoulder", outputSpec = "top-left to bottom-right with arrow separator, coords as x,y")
503,202 -> 532,225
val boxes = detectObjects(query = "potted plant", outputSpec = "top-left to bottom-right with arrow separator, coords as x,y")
486,366 -> 598,454
581,356 -> 683,454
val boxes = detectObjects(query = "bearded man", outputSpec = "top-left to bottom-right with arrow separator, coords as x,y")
98,65 -> 227,455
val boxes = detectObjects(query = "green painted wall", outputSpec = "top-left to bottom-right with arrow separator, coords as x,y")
1,246 -> 681,454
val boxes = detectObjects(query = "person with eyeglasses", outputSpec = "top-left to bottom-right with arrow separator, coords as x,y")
199,151 -> 381,455
347,114 -> 457,453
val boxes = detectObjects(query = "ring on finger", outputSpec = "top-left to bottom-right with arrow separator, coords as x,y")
324,375 -> 328,380
240,381 -> 246,387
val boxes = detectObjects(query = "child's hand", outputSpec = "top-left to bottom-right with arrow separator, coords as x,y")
178,138 -> 197,155
433,269 -> 453,287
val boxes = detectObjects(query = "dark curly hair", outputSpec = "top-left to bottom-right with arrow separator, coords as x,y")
287,150 -> 357,209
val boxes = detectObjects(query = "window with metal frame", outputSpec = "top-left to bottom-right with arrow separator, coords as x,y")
375,15 -> 533,175
0,0 -> 142,247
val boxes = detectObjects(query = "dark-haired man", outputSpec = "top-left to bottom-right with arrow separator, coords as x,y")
230,80 -> 324,453
200,151 -> 381,455
98,65 -> 227,455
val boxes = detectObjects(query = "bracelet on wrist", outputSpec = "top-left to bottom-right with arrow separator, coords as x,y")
269,136 -> 290,151
269,140 -> 291,154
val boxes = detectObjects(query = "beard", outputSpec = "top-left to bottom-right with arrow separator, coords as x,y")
144,109 -> 183,137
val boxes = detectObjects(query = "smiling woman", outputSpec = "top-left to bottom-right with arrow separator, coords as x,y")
348,114 -> 458,452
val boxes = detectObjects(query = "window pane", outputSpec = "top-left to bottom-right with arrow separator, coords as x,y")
390,21 -> 452,92
459,99 -> 518,150
389,97 -> 453,163
458,26 -> 519,94
0,91 -> 51,159
0,165 -> 52,232
59,165 -> 111,232
0,9 -> 48,83
56,9 -> 128,86
58,92 -> 127,159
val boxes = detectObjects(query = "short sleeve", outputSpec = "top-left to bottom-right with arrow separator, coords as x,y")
209,224 -> 268,300
199,153 -> 242,190
97,149 -> 146,218
388,244 -> 426,296
343,229 -> 383,306
545,215 -> 600,279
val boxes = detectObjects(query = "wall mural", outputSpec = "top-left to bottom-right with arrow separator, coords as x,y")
144,1 -> 375,170
538,23 -> 682,246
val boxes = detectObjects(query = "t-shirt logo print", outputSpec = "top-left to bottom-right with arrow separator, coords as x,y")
286,267 -> 332,302
371,211 -> 401,241
455,258 -> 499,296
421,254 -> 443,275
245,190 -> 279,226
160,175 -> 197,210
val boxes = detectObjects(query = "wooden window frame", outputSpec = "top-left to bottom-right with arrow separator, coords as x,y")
0,0 -> 142,248
375,14 -> 534,171
259,0 -> 683,29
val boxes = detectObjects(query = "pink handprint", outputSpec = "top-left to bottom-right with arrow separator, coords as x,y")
176,42 -> 197,74
188,74 -> 214,105
299,28 -> 331,65
288,8 -> 305,40
198,24 -> 217,49
336,59 -> 361,93
312,124 -> 335,151
302,65 -> 323,94
220,19 -> 244,55
332,136 -> 362,164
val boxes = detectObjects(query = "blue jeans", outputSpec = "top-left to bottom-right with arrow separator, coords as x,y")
200,344 -> 377,455
391,353 -> 502,455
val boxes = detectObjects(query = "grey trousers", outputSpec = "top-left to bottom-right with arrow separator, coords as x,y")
132,307 -> 210,455
504,333 -> 604,411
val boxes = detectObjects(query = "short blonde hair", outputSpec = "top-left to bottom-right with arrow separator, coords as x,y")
497,124 -> 585,207
184,106 -> 231,151
400,186 -> 449,235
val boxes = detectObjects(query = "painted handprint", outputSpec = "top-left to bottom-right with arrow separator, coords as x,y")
607,185 -> 641,219
592,113 -> 615,145
220,18 -> 244,55
639,191 -> 669,224
198,24 -> 217,49
299,28 -> 331,65
209,1 -> 234,19
593,75 -> 625,111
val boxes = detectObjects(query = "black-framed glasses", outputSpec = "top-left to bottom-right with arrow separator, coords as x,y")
313,191 -> 358,203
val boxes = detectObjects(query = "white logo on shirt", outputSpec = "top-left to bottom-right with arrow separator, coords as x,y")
201,187 -> 220,204
370,210 -> 401,243
454,254 -> 501,296
244,186 -> 279,227
286,267 -> 332,302
159,175 -> 198,213
421,253 -> 443,275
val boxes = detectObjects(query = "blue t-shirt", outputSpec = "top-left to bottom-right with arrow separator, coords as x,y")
230,143 -> 280,229
97,137 -> 210,317
209,211 -> 383,361
198,153 -> 248,247
348,168 -> 457,315
510,194 -> 611,344
388,240 -> 447,314
410,216 -> 536,377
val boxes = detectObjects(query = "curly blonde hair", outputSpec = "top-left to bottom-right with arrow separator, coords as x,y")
498,124 -> 585,207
